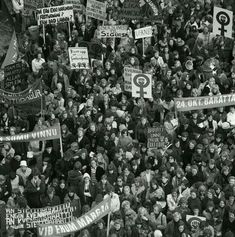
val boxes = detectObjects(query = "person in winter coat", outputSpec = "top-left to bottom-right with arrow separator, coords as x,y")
24,172 -> 45,208
150,204 -> 167,232
121,200 -> 137,236
41,186 -> 60,207
64,186 -> 81,217
165,210 -> 182,237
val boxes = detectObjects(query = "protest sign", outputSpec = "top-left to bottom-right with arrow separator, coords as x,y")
213,6 -> 233,39
23,0 -> 37,16
174,94 -> 235,112
147,123 -> 168,148
98,25 -> 128,38
145,0 -> 158,16
86,0 -> 106,21
135,26 -> 153,39
123,67 -> 142,92
0,124 -> 61,143
5,203 -> 73,229
131,73 -> 152,98
64,0 -> 85,12
38,197 -> 111,237
4,62 -> 27,90
186,215 -> 206,233
37,4 -> 74,25
68,47 -> 89,69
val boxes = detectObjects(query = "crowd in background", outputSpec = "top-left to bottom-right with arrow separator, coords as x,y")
1,0 -> 235,236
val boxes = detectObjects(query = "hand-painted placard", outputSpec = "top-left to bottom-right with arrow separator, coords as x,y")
37,4 -> 74,25
68,47 -> 90,69
86,0 -> 106,21
213,6 -> 233,39
123,67 -> 142,92
131,73 -> 152,98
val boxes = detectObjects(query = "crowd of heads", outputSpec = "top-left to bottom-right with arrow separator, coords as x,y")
1,0 -> 235,236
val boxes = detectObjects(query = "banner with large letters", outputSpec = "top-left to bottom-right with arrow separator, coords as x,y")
174,94 -> 235,111
2,203 -> 74,230
0,124 -> 61,143
38,197 -> 111,237
0,80 -> 42,105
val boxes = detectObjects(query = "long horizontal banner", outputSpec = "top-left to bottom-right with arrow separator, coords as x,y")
175,94 -> 235,111
0,80 -> 42,104
38,197 -> 111,237
5,203 -> 74,229
0,124 -> 61,142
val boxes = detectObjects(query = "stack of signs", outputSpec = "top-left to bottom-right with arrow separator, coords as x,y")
123,67 -> 142,92
68,47 -> 90,69
23,0 -> 37,16
4,62 -> 27,90
131,73 -> 152,98
135,26 -> 153,39
212,6 -> 233,39
147,123 -> 168,149
64,0 -> 85,12
98,25 -> 128,38
37,4 -> 74,25
86,0 -> 106,21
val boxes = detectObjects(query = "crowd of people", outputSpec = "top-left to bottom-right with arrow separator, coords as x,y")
0,0 -> 235,236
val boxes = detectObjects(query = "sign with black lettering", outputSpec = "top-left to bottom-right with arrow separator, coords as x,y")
135,26 -> 152,39
37,4 -> 74,25
86,0 -> 106,21
64,0 -> 85,12
123,67 -> 142,92
213,6 -> 233,39
4,203 -> 74,230
186,215 -> 206,233
147,124 -> 168,148
98,25 -> 128,38
68,47 -> 89,69
4,62 -> 27,90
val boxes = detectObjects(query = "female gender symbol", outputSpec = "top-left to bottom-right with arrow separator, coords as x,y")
216,11 -> 230,36
133,74 -> 150,97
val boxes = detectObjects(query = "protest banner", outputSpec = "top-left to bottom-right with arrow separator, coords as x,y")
147,123 -> 168,148
4,62 -> 27,90
186,215 -> 206,233
86,0 -> 106,21
118,0 -> 142,20
135,26 -> 153,39
64,0 -> 85,12
23,0 -> 37,16
131,73 -> 152,98
37,4 -> 74,25
213,6 -> 233,39
68,47 -> 89,69
4,203 -> 73,230
0,80 -> 42,105
38,197 -> 111,237
0,124 -> 61,143
98,25 -> 128,38
174,93 -> 235,112
123,67 -> 142,92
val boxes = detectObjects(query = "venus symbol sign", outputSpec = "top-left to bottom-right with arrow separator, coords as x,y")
213,6 -> 233,39
131,73 -> 152,98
